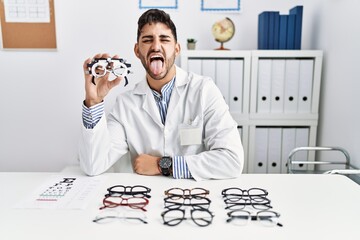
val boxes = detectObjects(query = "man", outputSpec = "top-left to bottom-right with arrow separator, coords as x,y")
79,9 -> 244,181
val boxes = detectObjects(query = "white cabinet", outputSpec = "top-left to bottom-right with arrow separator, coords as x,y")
180,50 -> 323,173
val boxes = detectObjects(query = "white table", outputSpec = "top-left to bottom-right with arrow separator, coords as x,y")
1,172 -> 359,240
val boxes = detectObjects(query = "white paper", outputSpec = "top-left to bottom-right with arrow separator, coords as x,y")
4,0 -> 50,23
139,0 -> 178,9
201,0 -> 241,12
14,175 -> 107,209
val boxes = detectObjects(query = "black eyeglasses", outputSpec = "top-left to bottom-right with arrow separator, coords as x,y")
106,185 -> 151,198
99,195 -> 149,211
161,207 -> 214,227
226,209 -> 283,227
164,187 -> 209,199
222,187 -> 268,199
164,195 -> 211,210
224,197 -> 272,210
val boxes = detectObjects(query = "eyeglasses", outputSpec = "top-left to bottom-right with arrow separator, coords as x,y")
164,187 -> 209,199
161,207 -> 214,227
222,187 -> 268,199
164,195 -> 211,210
226,209 -> 283,227
87,57 -> 132,86
99,195 -> 149,211
106,185 -> 151,198
224,197 -> 272,210
93,209 -> 148,224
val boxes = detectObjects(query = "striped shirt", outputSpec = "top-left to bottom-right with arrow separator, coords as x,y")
82,78 -> 192,179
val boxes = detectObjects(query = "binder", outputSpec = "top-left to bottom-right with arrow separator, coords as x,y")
273,12 -> 280,49
187,59 -> 202,75
286,14 -> 296,49
293,127 -> 309,171
283,59 -> 300,113
267,128 -> 282,173
289,6 -> 303,50
258,11 -> 270,49
298,59 -> 314,113
216,59 -> 230,105
254,127 -> 268,173
268,12 -> 279,49
257,59 -> 272,113
202,59 -> 216,83
279,15 -> 288,50
270,59 -> 286,113
281,127 -> 296,173
229,59 -> 244,113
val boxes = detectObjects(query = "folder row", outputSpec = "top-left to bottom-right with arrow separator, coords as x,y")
258,5 -> 303,50
257,58 -> 314,114
187,58 -> 244,113
254,127 -> 309,174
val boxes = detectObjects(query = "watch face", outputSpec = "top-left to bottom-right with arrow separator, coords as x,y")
160,157 -> 172,168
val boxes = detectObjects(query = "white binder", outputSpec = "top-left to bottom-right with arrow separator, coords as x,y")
281,127 -> 296,173
254,127 -> 268,173
202,59 -> 216,82
298,59 -> 314,113
284,59 -> 300,113
267,128 -> 282,173
257,59 -> 272,113
293,127 -> 309,171
270,59 -> 285,113
187,59 -> 202,75
215,59 -> 230,104
229,59 -> 244,113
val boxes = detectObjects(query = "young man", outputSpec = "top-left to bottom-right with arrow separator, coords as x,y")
79,9 -> 244,181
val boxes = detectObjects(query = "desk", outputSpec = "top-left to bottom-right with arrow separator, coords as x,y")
1,172 -> 359,240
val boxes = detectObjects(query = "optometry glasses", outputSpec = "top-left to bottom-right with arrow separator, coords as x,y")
164,195 -> 211,210
222,187 -> 268,199
161,207 -> 214,227
86,57 -> 132,86
226,209 -> 283,227
100,195 -> 149,212
106,185 -> 151,198
164,187 -> 209,199
93,209 -> 148,224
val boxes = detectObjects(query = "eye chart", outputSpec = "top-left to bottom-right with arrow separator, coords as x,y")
14,175 -> 107,209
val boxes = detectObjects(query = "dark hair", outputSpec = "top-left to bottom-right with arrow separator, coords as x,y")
137,9 -> 177,42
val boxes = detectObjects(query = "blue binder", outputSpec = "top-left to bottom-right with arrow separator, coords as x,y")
289,5 -> 303,49
286,14 -> 296,49
273,12 -> 280,49
279,15 -> 288,49
258,11 -> 270,49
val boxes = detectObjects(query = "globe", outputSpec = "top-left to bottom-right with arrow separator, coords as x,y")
211,17 -> 235,50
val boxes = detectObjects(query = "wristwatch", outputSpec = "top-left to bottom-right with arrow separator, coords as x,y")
159,156 -> 172,176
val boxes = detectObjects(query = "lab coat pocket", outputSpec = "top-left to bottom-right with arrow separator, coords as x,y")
179,116 -> 202,146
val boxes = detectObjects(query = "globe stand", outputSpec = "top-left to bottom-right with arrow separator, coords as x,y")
215,41 -> 230,51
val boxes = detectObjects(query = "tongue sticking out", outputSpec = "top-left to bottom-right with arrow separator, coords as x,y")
150,60 -> 163,75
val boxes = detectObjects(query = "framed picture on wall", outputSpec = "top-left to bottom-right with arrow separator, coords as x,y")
139,0 -> 178,9
201,0 -> 241,12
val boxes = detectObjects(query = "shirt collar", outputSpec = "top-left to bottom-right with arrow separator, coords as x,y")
152,77 -> 176,101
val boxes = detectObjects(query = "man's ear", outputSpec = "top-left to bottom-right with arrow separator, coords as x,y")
175,42 -> 181,57
134,43 -> 140,58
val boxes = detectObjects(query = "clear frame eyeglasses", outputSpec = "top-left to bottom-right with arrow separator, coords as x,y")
93,209 -> 148,224
161,207 -> 214,227
226,209 -> 283,227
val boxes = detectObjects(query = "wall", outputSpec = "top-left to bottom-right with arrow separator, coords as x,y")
1,0 -> 358,172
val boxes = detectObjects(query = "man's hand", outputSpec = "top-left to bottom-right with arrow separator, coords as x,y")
134,154 -> 161,176
83,53 -> 122,107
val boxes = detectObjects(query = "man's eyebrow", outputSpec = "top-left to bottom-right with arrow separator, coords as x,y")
141,34 -> 172,39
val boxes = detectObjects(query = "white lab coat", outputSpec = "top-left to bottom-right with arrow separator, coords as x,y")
79,66 -> 244,181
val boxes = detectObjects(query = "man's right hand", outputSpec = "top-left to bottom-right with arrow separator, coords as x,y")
83,53 -> 123,107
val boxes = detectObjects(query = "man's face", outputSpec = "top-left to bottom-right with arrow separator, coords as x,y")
134,22 -> 180,81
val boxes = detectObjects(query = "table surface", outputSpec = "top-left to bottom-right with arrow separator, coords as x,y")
1,172 -> 360,240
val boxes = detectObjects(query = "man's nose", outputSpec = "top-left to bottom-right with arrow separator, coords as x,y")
151,38 -> 161,51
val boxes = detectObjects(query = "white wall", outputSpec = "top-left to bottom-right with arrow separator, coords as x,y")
1,0 -> 358,172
